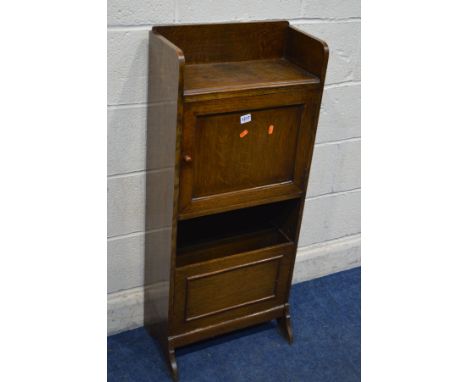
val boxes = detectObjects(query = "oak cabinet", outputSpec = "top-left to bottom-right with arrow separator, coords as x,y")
145,21 -> 328,381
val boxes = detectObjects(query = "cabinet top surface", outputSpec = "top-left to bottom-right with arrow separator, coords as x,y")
184,58 -> 320,97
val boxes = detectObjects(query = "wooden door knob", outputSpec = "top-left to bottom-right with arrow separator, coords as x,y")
183,154 -> 192,163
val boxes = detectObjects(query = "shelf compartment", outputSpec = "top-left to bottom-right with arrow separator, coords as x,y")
154,21 -> 327,104
184,58 -> 320,99
176,201 -> 299,268
177,226 -> 292,268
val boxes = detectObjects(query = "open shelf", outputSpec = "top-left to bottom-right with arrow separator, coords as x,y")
184,58 -> 320,98
154,21 -> 327,103
176,200 -> 299,268
176,226 -> 292,268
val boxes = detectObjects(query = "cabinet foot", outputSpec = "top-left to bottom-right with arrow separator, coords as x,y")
277,304 -> 293,344
168,345 -> 179,382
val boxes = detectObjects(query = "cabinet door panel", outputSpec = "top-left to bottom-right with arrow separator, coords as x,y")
172,245 -> 294,334
193,105 -> 301,197
179,91 -> 319,219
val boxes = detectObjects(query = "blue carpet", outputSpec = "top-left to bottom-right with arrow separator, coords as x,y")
108,267 -> 360,381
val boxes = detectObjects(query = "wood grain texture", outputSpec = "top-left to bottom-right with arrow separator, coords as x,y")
285,25 -> 329,82
144,31 -> 184,379
178,89 -> 318,219
176,199 -> 298,266
167,345 -> 178,381
169,305 -> 285,348
184,256 -> 281,321
178,183 -> 303,220
154,21 -> 288,64
277,303 -> 293,344
146,21 -> 329,379
193,104 -> 302,197
282,26 -> 329,307
184,58 -> 320,98
172,245 -> 294,334
177,229 -> 291,267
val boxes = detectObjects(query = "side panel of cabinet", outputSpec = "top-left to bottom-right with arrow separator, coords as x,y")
178,89 -> 319,219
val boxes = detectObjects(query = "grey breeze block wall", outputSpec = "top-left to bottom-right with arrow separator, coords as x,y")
108,0 -> 361,335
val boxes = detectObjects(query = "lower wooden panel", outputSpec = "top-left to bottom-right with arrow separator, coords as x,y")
185,256 -> 281,321
169,305 -> 286,348
172,244 -> 294,335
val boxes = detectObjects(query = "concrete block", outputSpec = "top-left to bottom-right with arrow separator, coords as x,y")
316,83 -> 361,143
294,234 -> 361,283
108,30 -> 149,105
307,138 -> 361,197
107,228 -> 171,293
107,102 -> 177,175
108,0 -> 175,26
308,143 -> 338,197
108,233 -> 144,293
294,21 -> 360,85
334,138 -> 361,192
301,0 -> 361,19
107,169 -> 174,237
107,173 -> 145,237
299,189 -> 361,246
108,287 -> 144,335
176,0 -> 302,23
108,105 -> 147,175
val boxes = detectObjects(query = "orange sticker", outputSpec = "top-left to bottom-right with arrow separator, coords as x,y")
268,125 -> 274,134
240,129 -> 248,138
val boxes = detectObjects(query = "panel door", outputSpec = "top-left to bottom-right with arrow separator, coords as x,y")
172,244 -> 294,334
179,91 -> 319,219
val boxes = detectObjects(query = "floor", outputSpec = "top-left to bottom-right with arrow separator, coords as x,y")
108,267 -> 361,382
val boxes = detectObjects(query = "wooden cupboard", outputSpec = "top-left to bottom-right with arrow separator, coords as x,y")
145,21 -> 329,381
